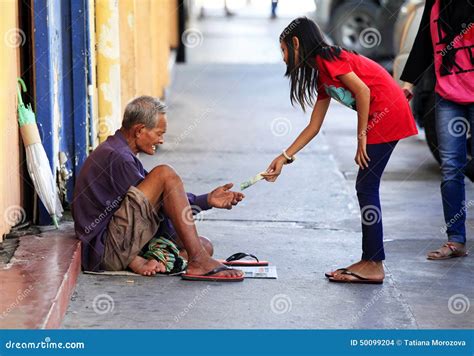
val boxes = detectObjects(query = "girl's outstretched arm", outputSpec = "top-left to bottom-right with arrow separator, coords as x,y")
262,97 -> 330,182
338,72 -> 371,169
285,97 -> 331,157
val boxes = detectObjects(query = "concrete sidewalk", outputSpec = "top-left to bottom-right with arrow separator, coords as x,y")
63,62 -> 473,329
63,15 -> 473,329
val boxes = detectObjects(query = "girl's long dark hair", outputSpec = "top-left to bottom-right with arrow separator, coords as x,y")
280,17 -> 345,112
437,0 -> 474,76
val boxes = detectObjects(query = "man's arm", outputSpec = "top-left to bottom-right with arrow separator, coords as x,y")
187,193 -> 212,213
186,183 -> 246,212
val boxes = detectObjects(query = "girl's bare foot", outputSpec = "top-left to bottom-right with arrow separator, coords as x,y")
330,260 -> 384,282
325,260 -> 366,277
128,256 -> 165,276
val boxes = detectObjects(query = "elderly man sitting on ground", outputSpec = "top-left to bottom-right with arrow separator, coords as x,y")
72,96 -> 245,282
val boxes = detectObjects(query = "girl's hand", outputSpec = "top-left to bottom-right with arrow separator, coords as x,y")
402,82 -> 414,101
355,135 -> 370,169
261,155 -> 287,182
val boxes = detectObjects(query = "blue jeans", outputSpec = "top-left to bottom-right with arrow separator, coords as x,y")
435,95 -> 474,244
356,141 -> 398,261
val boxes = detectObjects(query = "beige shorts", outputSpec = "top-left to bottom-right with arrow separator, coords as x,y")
102,186 -> 161,271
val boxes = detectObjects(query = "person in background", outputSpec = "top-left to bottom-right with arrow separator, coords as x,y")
271,0 -> 279,19
401,0 -> 473,260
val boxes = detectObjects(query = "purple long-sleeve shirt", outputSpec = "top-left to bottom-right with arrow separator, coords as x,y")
72,130 -> 211,271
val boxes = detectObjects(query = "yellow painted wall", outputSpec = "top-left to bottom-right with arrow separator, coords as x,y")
95,0 -> 179,141
118,0 -> 137,114
134,0 -> 153,97
170,0 -> 179,49
159,0 -> 171,91
118,0 -> 178,109
0,0 -> 22,240
96,0 -> 122,143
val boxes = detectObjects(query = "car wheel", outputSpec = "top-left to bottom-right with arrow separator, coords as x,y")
330,0 -> 380,57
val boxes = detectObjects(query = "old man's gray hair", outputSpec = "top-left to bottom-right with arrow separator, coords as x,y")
122,96 -> 167,129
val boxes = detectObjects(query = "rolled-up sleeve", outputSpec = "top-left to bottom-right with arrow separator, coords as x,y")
187,193 -> 211,213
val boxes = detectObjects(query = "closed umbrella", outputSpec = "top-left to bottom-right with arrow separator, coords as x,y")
17,78 -> 63,228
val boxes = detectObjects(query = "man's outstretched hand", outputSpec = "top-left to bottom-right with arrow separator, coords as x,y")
208,183 -> 245,209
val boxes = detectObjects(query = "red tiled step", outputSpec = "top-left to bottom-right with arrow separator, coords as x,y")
0,223 -> 81,328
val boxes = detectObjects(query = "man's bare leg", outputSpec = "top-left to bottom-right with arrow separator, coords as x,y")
179,236 -> 214,260
137,165 -> 242,278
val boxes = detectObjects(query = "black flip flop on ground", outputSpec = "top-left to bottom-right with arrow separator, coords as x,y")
219,252 -> 269,267
324,267 -> 348,278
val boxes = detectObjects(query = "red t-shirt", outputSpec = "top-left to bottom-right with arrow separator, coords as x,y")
315,51 -> 418,144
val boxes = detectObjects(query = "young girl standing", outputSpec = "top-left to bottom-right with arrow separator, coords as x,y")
262,18 -> 418,284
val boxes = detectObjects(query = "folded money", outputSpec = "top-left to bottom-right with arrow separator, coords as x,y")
240,171 -> 265,190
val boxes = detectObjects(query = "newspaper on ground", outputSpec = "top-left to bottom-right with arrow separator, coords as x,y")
238,266 -> 278,279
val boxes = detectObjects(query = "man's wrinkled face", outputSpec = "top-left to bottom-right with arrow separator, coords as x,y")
136,113 -> 167,155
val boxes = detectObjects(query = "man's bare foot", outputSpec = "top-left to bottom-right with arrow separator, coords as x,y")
128,255 -> 165,276
186,252 -> 243,278
329,260 -> 384,282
